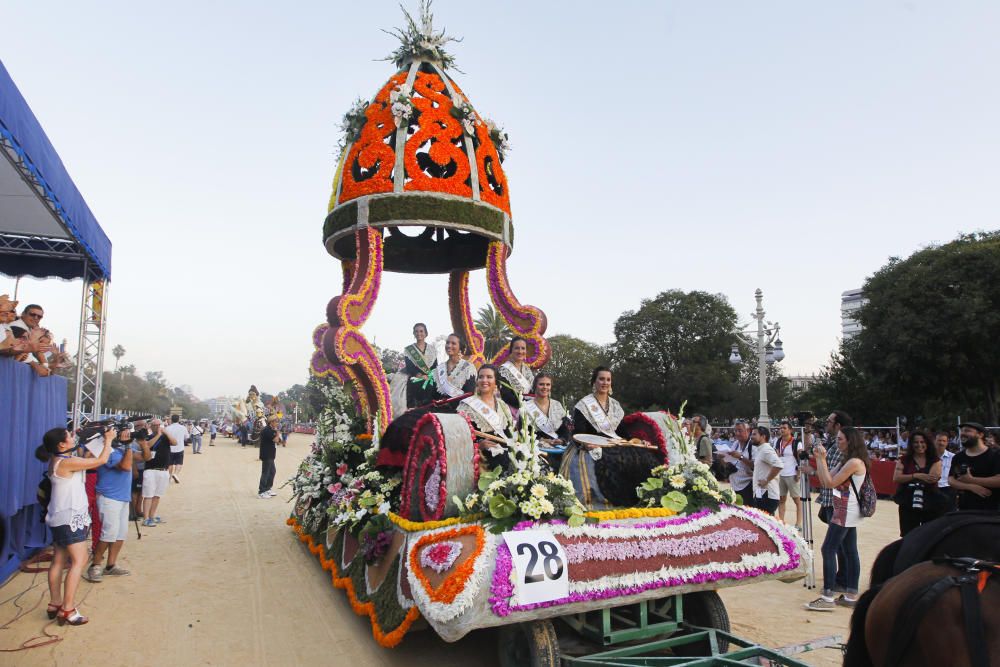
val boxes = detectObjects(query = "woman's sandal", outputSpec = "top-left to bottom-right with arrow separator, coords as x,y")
46,602 -> 61,620
57,607 -> 88,626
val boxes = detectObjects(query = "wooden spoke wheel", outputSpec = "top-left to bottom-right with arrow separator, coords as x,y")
498,619 -> 560,667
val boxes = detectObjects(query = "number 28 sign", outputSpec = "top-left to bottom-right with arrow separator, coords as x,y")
501,530 -> 569,604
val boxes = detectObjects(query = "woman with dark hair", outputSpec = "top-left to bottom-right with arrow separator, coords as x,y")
36,426 -> 114,626
458,364 -> 516,469
806,426 -> 869,611
521,372 -> 571,446
558,367 -> 624,510
497,336 -> 534,408
403,322 -> 438,409
433,333 -> 477,400
892,429 -> 944,536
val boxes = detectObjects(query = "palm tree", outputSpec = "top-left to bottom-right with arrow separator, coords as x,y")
474,305 -> 512,359
112,344 -> 125,371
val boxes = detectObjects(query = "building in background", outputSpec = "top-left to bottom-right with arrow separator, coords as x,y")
841,288 -> 866,340
207,396 -> 231,417
787,374 -> 822,393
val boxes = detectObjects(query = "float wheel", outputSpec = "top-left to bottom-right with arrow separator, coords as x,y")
674,591 -> 730,656
498,619 -> 560,667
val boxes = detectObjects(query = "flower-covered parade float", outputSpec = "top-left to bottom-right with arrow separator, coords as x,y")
289,4 -> 810,665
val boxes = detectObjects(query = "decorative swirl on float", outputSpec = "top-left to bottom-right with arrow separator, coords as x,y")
486,242 -> 550,367
338,72 -> 408,203
404,72 -> 471,197
447,270 -> 486,367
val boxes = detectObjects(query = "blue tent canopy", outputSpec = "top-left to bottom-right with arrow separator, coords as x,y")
0,59 -> 111,280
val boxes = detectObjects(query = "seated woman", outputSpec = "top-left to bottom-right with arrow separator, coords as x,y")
560,367 -> 621,509
497,337 -> 534,409
458,364 -> 516,470
521,372 -> 571,447
434,334 -> 477,400
403,322 -> 438,409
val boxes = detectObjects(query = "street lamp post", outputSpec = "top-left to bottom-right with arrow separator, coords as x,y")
728,288 -> 784,427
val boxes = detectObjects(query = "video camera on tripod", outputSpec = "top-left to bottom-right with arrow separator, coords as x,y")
75,415 -> 154,444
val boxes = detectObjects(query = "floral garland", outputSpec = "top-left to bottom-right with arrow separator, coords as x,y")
489,505 -> 806,617
447,270 -> 486,366
406,523 -> 492,623
583,507 -> 678,521
485,241 -> 550,366
288,518 -> 420,648
637,458 -> 739,514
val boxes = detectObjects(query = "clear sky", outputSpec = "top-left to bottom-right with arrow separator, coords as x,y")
3,1 -> 998,401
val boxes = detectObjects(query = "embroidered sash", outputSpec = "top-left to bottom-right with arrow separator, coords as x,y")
522,399 -> 558,439
578,394 -> 621,439
461,395 -> 509,435
404,343 -> 435,375
500,361 -> 533,395
435,361 -> 469,398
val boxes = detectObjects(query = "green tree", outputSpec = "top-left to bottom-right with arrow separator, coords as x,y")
849,231 -> 1000,425
610,290 -> 743,414
543,334 -> 608,407
474,304 -> 512,359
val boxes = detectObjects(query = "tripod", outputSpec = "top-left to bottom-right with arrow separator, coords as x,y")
798,468 -> 815,589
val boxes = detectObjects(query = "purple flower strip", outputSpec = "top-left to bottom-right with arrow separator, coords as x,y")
563,527 -> 759,563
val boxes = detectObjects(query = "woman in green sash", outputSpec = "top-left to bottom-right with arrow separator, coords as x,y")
403,322 -> 438,408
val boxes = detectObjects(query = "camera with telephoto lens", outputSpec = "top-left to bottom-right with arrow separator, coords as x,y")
75,415 -> 154,444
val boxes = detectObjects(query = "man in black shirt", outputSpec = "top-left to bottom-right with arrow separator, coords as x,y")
950,422 -> 1000,511
258,415 -> 279,499
140,420 -> 173,526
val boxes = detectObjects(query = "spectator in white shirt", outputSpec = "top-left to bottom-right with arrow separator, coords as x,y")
774,420 -> 803,527
163,415 -> 189,483
751,426 -> 783,515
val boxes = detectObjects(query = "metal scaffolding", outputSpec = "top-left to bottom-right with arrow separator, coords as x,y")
72,264 -> 109,429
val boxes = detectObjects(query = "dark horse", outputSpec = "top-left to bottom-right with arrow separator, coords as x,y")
844,511 -> 1000,667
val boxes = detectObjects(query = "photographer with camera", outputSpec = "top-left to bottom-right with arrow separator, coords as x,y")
85,425 -> 136,581
724,421 -> 756,507
949,422 -> 1000,511
802,410 -> 853,599
36,426 -> 114,626
891,430 -> 944,536
750,426 -> 783,514
140,419 -> 173,527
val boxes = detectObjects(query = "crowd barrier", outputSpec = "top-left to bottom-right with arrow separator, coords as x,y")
0,357 -> 65,583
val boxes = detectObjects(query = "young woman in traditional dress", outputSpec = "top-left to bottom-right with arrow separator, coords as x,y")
497,336 -> 534,408
458,364 -> 516,469
403,322 -> 438,408
521,372 -> 571,446
434,334 -> 477,401
559,367 -> 624,510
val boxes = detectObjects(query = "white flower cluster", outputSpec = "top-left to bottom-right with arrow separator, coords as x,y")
483,118 -> 511,158
327,429 -> 400,530
389,84 -> 415,128
450,93 -> 480,136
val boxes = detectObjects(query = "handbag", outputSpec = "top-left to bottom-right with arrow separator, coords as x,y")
849,473 -> 877,518
818,504 -> 833,524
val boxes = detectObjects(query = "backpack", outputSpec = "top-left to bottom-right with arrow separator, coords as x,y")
37,473 -> 51,521
850,473 -> 878,518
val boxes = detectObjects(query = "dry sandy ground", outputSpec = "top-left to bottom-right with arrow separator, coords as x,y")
2,433 -> 902,666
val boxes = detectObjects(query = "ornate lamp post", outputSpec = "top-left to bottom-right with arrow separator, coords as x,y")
728,288 -> 784,427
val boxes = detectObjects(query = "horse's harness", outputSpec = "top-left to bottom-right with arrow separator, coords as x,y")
884,556 -> 1000,667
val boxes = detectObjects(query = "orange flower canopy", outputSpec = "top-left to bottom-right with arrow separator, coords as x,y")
324,61 -> 512,274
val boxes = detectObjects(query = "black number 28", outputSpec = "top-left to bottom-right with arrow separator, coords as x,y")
516,540 -> 564,584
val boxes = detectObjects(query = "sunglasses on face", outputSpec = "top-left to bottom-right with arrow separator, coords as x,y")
26,312 -> 43,319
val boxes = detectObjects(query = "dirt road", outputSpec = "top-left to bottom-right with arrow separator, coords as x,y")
3,433 -> 900,666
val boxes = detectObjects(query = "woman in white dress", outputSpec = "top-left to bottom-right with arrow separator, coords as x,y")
458,364 -> 516,469
498,336 -> 534,409
521,372 -> 570,446
433,334 -> 477,401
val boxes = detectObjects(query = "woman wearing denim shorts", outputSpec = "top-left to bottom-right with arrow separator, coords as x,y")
37,426 -> 114,626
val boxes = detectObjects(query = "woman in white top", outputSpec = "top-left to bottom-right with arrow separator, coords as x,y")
36,426 -> 114,626
521,372 -> 570,446
433,334 -> 477,400
806,426 -> 869,611
458,364 -> 516,469
498,337 -> 534,408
